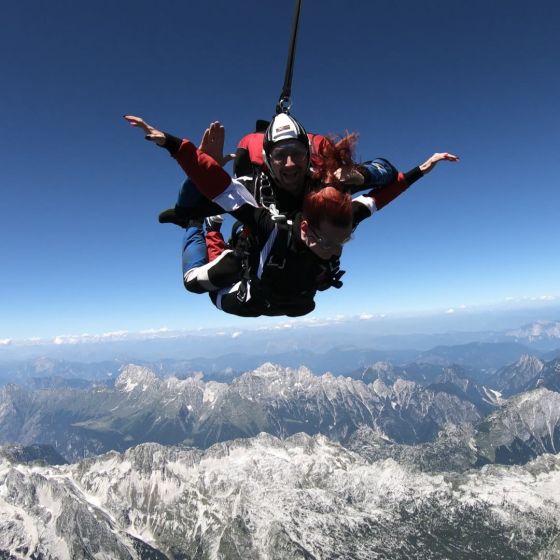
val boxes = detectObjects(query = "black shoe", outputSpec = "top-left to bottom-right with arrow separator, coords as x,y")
158,208 -> 202,229
159,208 -> 182,225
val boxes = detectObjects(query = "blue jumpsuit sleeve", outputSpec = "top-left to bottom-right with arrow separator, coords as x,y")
351,158 -> 398,195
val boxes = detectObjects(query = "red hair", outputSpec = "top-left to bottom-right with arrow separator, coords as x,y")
312,132 -> 359,188
302,186 -> 352,229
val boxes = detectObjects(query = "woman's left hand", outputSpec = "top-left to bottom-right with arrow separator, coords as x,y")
124,115 -> 166,146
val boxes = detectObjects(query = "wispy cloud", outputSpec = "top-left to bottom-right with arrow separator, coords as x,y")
4,294 -> 559,348
504,295 -> 558,303
359,313 -> 387,320
445,304 -> 468,314
53,330 -> 131,345
139,327 -> 171,335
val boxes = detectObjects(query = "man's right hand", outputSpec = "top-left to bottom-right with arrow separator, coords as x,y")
198,121 -> 234,166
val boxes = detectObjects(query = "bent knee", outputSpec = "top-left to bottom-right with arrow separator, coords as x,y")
183,269 -> 208,294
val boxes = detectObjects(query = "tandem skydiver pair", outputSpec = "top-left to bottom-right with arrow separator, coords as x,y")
125,113 -> 458,318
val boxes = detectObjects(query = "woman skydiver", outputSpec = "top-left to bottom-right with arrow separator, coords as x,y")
125,114 -> 458,318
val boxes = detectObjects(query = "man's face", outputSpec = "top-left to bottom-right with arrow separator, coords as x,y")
268,140 -> 309,193
301,219 -> 353,260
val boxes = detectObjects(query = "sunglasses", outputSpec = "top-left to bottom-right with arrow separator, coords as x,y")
307,227 -> 353,250
269,143 -> 308,164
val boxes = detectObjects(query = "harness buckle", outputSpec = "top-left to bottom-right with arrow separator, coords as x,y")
236,281 -> 249,303
269,204 -> 287,223
266,255 -> 286,270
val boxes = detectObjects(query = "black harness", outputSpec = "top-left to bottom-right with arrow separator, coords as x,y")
229,217 -> 345,313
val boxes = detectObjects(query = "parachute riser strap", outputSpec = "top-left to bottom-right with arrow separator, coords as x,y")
276,0 -> 302,115
232,231 -> 253,304
258,172 -> 288,223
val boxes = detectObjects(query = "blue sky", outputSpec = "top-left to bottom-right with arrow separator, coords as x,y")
1,0 -> 559,340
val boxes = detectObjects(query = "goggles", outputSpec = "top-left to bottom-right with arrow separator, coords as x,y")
307,227 -> 353,250
269,142 -> 308,164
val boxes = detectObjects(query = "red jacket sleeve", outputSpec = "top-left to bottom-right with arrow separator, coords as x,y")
369,171 -> 410,210
351,166 -> 423,225
172,139 -> 231,200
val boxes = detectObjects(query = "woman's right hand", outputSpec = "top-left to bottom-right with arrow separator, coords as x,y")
419,152 -> 459,175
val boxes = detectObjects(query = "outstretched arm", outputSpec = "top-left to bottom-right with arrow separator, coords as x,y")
124,115 -> 234,166
336,153 -> 459,194
124,114 -> 249,197
351,151 -> 459,226
124,114 -> 264,225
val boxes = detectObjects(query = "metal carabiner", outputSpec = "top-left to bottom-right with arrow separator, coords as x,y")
276,97 -> 292,115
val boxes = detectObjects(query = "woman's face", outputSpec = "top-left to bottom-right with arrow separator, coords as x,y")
301,219 -> 353,260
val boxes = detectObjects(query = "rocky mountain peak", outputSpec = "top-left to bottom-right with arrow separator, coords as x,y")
507,321 -> 560,341
114,364 -> 158,393
439,367 -> 470,388
516,354 -> 545,373
30,357 -> 61,372
248,362 -> 313,380
494,354 -> 548,396
476,387 -> 560,464
371,378 -> 391,398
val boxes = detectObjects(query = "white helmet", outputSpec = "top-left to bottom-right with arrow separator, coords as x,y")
262,113 -> 310,174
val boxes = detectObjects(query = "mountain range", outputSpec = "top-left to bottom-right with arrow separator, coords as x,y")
2,334 -> 559,392
0,364 -> 485,462
1,357 -> 559,469
1,435 -> 559,559
2,320 -> 560,558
